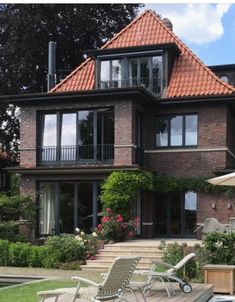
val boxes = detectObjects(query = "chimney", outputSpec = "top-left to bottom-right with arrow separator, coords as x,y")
162,18 -> 173,31
47,41 -> 57,91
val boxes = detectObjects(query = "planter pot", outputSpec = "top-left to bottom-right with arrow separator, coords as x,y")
204,264 -> 235,295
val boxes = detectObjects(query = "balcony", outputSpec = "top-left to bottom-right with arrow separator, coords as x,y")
99,76 -> 162,95
38,144 -> 114,166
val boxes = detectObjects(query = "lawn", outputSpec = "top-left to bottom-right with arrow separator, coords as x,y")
0,279 -> 78,302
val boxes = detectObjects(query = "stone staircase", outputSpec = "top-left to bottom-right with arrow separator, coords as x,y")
81,239 -> 202,271
82,241 -> 163,270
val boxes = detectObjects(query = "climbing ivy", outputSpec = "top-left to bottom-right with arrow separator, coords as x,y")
100,171 -> 153,218
153,176 -> 235,195
100,171 -> 235,217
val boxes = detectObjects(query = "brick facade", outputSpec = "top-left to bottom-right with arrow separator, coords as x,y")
18,95 -> 235,239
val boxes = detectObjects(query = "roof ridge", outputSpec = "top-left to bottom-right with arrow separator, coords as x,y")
148,10 -> 235,93
100,10 -> 151,50
50,58 -> 92,93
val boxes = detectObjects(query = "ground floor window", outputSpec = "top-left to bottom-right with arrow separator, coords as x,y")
38,181 -> 101,236
156,191 -> 197,238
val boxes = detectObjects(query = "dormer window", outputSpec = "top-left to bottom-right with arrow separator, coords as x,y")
98,52 -> 163,95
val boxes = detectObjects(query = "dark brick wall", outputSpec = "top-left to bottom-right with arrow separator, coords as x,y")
197,192 -> 235,224
145,151 -> 226,177
143,103 -> 232,175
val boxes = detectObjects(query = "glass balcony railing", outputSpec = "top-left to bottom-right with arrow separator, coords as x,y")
38,144 -> 114,166
99,76 -> 162,95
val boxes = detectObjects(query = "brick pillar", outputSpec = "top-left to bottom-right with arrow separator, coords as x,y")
20,106 -> 37,168
114,101 -> 135,165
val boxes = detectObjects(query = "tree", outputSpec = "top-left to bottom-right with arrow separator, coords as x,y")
0,4 -> 141,157
0,4 -> 142,95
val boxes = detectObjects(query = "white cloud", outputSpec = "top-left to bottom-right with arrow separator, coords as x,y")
144,3 -> 231,45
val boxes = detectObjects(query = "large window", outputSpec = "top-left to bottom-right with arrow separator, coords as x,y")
99,53 -> 163,95
39,108 -> 114,165
38,182 -> 101,235
156,114 -> 198,147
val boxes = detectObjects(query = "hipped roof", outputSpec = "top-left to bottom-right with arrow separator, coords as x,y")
51,10 -> 235,98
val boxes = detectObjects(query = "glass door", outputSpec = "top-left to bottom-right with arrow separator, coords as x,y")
59,183 -> 75,234
156,192 -> 197,238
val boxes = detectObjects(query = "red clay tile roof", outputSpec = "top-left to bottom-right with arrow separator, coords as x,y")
51,10 -> 235,98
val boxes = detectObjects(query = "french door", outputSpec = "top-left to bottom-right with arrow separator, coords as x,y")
156,191 -> 197,238
38,181 -> 101,236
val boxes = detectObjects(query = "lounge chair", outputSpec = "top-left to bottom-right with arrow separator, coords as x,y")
129,252 -> 196,298
37,256 -> 141,302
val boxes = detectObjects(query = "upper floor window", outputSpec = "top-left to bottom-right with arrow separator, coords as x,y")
98,52 -> 163,95
155,114 -> 198,147
39,108 -> 114,165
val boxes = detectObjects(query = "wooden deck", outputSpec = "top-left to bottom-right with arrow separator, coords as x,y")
127,282 -> 214,302
45,283 -> 214,302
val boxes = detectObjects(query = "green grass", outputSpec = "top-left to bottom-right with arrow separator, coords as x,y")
0,279 -> 78,302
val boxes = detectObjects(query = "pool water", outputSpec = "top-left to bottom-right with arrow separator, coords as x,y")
209,295 -> 235,302
0,282 -> 17,288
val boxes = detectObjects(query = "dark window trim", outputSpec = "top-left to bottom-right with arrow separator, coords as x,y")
155,113 -> 198,149
155,190 -> 197,238
98,52 -> 163,95
37,107 -> 114,166
36,180 -> 101,237
97,50 -> 163,60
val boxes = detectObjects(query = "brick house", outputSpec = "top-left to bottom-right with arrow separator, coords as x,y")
5,10 -> 235,239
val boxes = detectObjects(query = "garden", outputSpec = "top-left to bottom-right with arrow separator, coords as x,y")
1,171 -> 235,301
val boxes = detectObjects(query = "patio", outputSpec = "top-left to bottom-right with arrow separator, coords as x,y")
0,266 -> 214,302
37,282 -> 214,302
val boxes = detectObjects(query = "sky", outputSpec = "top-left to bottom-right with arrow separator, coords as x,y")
141,3 -> 235,66
3,1 -> 235,67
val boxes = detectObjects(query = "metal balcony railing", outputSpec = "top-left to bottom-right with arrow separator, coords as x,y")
38,144 -> 114,166
99,76 -> 162,94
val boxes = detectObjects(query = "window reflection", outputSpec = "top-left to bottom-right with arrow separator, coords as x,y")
171,116 -> 183,146
61,113 -> 76,161
156,114 -> 198,147
184,191 -> 197,235
42,114 -> 57,147
156,119 -> 168,146
185,115 -> 198,145
100,55 -> 162,94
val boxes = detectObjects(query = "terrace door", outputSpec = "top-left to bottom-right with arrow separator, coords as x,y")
156,191 -> 197,238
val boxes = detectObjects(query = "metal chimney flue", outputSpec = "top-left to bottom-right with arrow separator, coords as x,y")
47,41 -> 57,91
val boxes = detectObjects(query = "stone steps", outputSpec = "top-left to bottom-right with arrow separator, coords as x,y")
82,241 -> 163,271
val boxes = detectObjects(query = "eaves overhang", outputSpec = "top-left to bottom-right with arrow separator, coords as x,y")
5,165 -> 141,175
85,43 -> 181,59
0,87 -> 155,106
159,93 -> 235,106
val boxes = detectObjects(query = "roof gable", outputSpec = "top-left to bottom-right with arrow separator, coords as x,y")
51,10 -> 235,97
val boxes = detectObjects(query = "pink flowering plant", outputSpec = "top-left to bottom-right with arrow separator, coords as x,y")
96,208 -> 140,242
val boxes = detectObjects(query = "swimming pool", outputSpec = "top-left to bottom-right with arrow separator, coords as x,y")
0,276 -> 44,289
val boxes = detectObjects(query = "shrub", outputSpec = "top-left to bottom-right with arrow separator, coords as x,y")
8,242 -> 32,267
203,232 -> 235,265
96,208 -> 139,242
100,171 -> 153,219
74,229 -> 100,260
0,240 -> 10,266
159,241 -> 199,281
45,235 -> 86,263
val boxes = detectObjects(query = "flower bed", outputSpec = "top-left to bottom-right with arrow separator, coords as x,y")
96,208 -> 139,242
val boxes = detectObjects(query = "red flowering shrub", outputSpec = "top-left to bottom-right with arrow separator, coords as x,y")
96,208 -> 139,242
